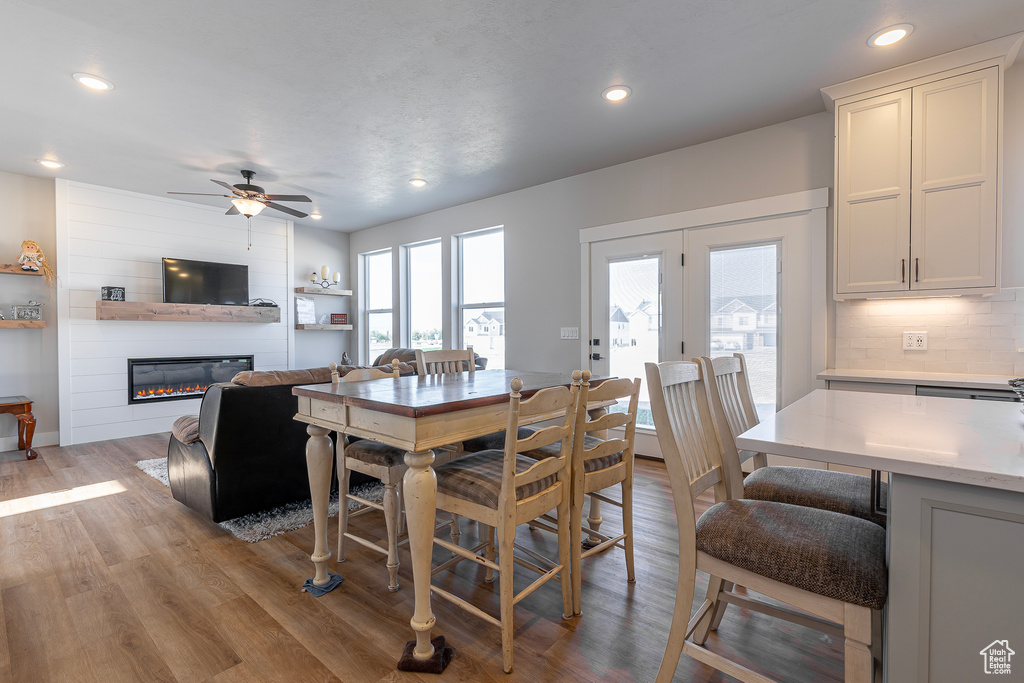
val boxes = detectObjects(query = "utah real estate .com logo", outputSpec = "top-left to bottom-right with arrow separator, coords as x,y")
980,640 -> 1014,675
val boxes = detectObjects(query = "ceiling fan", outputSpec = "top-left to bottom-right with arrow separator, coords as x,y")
168,170 -> 312,218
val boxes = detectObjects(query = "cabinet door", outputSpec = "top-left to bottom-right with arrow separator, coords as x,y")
836,90 -> 912,295
911,67 -> 998,291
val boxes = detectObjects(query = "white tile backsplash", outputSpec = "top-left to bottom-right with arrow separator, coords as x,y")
834,290 -> 1024,374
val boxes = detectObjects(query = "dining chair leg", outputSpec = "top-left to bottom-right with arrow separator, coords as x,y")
450,513 -> 462,544
707,580 -> 733,631
484,525 -> 496,583
622,480 -> 635,583
397,479 -> 406,536
383,482 -> 400,592
692,576 -> 728,645
498,516 -> 517,673
586,495 -> 603,546
570,484 -> 585,616
337,452 -> 351,562
557,490 -> 573,620
656,557 -> 698,683
844,604 -> 874,683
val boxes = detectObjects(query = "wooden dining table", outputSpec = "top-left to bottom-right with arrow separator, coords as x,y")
292,368 -> 601,672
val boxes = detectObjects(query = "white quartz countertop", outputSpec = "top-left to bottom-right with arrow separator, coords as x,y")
736,389 -> 1024,493
817,368 -> 1015,391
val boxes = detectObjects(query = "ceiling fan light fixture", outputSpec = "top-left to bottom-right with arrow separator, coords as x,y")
869,24 -> 913,47
72,72 -> 114,91
602,85 -> 631,102
409,178 -> 428,188
231,198 -> 266,217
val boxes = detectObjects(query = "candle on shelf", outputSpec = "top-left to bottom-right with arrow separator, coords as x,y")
332,272 -> 341,284
310,272 -> 317,283
321,265 -> 329,280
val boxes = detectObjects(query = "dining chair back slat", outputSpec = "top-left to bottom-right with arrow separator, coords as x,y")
415,347 -> 475,377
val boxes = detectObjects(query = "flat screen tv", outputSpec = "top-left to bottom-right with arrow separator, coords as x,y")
162,258 -> 249,306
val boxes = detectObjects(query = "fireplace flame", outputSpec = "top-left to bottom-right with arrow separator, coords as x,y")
135,383 -> 209,400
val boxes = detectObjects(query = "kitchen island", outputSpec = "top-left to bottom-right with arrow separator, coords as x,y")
736,389 -> 1024,682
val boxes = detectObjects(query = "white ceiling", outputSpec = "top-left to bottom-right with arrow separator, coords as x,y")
3,0 -> 1023,232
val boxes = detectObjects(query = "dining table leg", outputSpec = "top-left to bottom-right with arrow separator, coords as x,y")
305,424 -> 334,586
399,447 -> 454,672
584,405 -> 609,546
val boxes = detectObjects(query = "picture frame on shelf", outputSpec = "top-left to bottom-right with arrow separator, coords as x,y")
295,297 -> 316,325
331,313 -> 348,325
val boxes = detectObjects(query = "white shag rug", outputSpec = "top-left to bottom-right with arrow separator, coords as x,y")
135,457 -> 385,543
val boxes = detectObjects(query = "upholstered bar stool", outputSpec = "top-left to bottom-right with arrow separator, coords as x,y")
646,359 -> 886,683
700,354 -> 887,527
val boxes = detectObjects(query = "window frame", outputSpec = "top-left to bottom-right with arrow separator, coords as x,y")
362,248 -> 393,363
457,226 -> 505,362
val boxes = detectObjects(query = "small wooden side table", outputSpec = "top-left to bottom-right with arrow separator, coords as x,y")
0,396 -> 38,460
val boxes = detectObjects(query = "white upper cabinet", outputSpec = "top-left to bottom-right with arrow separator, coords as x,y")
910,69 -> 998,292
823,34 -> 1021,300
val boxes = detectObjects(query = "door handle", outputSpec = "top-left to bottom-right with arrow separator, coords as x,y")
915,257 -> 919,283
590,353 -> 602,361
901,258 -> 905,283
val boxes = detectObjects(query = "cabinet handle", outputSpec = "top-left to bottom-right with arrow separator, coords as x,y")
915,257 -> 919,283
901,258 -> 905,283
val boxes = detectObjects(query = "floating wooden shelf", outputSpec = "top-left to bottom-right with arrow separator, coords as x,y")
295,324 -> 353,331
294,287 -> 352,297
0,320 -> 45,329
0,264 -> 43,276
96,301 -> 281,323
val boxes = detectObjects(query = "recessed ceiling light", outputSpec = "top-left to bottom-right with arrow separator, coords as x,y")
409,178 -> 428,188
602,85 -> 631,102
72,72 -> 114,90
37,159 -> 65,169
310,213 -> 322,220
869,24 -> 914,47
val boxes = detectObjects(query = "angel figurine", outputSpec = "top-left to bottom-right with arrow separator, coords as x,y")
18,240 -> 56,286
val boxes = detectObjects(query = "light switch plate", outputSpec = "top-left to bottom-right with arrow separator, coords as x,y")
560,327 -> 579,340
902,331 -> 928,350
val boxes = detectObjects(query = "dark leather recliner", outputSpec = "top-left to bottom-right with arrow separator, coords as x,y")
167,377 -> 370,522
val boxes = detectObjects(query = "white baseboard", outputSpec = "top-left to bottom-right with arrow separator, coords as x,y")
0,430 -> 59,454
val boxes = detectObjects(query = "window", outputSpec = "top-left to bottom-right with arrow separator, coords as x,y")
364,250 -> 392,362
459,228 -> 504,369
406,241 -> 442,352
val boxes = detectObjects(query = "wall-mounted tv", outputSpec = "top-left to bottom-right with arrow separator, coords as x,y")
162,258 -> 249,306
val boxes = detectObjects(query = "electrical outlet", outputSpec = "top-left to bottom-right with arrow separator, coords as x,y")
902,331 -> 928,350
560,327 -> 579,340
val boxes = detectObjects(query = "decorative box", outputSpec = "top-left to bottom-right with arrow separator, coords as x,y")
12,302 -> 43,321
101,286 -> 126,301
331,313 -> 348,325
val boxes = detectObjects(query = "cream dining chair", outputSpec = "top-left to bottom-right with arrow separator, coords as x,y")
414,346 -> 475,376
645,359 -> 886,683
429,374 -> 581,673
700,354 -> 886,527
333,360 -> 460,592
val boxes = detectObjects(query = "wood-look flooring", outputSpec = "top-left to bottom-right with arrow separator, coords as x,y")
0,436 -> 848,682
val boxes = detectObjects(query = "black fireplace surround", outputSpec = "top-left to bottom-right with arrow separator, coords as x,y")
128,356 -> 254,404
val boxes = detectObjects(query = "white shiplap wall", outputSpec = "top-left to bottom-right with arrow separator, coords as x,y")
57,180 -> 293,445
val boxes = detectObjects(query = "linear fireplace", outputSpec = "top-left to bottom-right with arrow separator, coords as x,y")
127,355 -> 254,404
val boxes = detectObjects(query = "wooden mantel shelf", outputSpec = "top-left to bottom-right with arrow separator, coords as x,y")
0,264 -> 43,276
294,287 -> 353,297
0,320 -> 44,329
96,301 -> 281,323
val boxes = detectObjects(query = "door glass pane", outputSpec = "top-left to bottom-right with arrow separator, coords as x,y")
608,256 -> 659,430
409,242 -> 442,351
709,244 -> 778,420
463,306 -> 505,369
367,312 -> 393,362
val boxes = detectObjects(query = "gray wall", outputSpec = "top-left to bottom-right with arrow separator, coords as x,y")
292,224 -> 352,369
349,112 -> 836,371
0,171 -> 58,448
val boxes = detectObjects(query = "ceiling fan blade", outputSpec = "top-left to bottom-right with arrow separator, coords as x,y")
225,205 -> 240,215
264,201 -> 309,218
211,179 -> 239,193
168,192 -> 234,197
264,194 -> 312,202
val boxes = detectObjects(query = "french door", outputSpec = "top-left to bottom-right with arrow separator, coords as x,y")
589,233 -> 683,439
